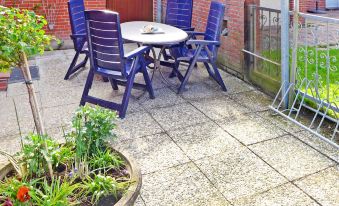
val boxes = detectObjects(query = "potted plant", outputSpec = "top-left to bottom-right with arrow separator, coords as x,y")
0,6 -> 141,205
0,71 -> 10,91
0,106 -> 142,205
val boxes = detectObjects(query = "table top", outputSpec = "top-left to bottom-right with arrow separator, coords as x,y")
121,21 -> 188,45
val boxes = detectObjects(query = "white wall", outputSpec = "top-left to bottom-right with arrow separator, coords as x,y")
260,0 -> 281,10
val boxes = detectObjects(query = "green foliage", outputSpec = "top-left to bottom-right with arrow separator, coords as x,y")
0,6 -> 52,71
83,175 -> 129,204
29,177 -> 81,206
19,134 -> 59,177
89,150 -> 124,173
53,145 -> 75,168
69,105 -> 117,162
0,177 -> 40,206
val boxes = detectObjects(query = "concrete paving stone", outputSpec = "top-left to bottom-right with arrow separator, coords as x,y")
294,166 -> 339,206
168,121 -> 244,160
149,103 -> 209,131
295,130 -> 339,162
42,103 -> 79,129
138,87 -> 186,110
249,135 -> 335,180
233,183 -> 318,206
114,112 -> 164,140
0,91 -> 6,99
134,195 -> 146,206
141,162 -> 230,206
180,82 -> 226,101
230,90 -> 273,112
191,95 -> 252,120
205,75 -> 255,95
40,86 -> 83,108
0,135 -> 22,155
114,133 -> 190,174
6,81 -> 39,97
217,113 -> 287,145
256,110 -> 305,133
0,98 -> 22,138
195,146 -> 287,202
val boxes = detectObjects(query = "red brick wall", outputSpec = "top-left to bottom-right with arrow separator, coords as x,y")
2,0 -> 106,40
290,0 -> 326,12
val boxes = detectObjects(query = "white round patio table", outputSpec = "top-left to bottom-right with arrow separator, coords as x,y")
121,21 -> 188,88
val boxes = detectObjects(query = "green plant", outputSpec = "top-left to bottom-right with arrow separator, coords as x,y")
83,175 -> 129,204
29,177 -> 81,206
69,105 -> 117,162
18,134 -> 59,177
0,177 -> 40,205
0,5 -> 55,177
89,150 -> 124,174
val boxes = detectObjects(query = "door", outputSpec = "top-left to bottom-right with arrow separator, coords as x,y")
326,0 -> 339,9
106,0 -> 153,23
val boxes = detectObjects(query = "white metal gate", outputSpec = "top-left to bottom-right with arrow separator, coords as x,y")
271,0 -> 339,154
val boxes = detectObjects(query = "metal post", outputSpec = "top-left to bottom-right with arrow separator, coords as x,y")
156,0 -> 162,23
291,0 -> 299,86
281,0 -> 290,108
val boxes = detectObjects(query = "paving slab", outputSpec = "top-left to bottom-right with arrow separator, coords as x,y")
180,83 -> 225,101
230,90 -> 272,112
138,87 -> 186,110
141,162 -> 230,206
134,195 -> 146,206
295,131 -> 339,162
114,133 -> 189,174
0,98 -> 20,138
195,146 -> 287,203
149,103 -> 209,131
42,103 -> 78,129
256,110 -> 305,133
191,95 -> 251,120
294,166 -> 339,206
168,121 -> 243,160
7,81 -> 39,97
233,183 -> 318,206
217,113 -> 286,145
40,86 -> 83,108
249,135 -> 335,180
115,112 -> 164,140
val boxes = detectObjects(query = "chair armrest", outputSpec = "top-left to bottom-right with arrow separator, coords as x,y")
186,31 -> 205,36
70,34 -> 86,40
124,46 -> 151,59
182,27 -> 195,32
186,40 -> 220,46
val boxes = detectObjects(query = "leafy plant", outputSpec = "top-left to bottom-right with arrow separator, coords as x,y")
18,134 -> 59,177
83,175 -> 129,204
0,5 -> 54,177
0,177 -> 40,206
29,177 -> 81,206
89,150 -> 124,174
69,105 -> 117,162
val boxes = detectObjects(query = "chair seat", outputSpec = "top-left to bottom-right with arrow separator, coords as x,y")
96,59 -> 140,77
170,47 -> 210,61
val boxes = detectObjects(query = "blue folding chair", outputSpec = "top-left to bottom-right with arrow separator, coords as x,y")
170,1 -> 227,94
64,0 -> 88,80
80,10 -> 155,118
165,0 -> 194,31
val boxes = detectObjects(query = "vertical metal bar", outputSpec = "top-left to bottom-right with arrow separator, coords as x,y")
156,0 -> 162,23
291,0 -> 300,86
281,0 -> 291,107
326,22 -> 330,101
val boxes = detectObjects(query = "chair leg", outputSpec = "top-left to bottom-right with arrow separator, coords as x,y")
177,60 -> 197,94
80,69 -> 95,106
141,66 -> 155,99
64,52 -> 80,80
203,62 -> 215,77
119,70 -> 137,119
109,78 -> 119,90
211,62 -> 227,92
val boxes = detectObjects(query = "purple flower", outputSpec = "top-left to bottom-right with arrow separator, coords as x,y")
3,198 -> 14,206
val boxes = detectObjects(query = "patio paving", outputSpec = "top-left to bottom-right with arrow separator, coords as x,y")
0,45 -> 338,205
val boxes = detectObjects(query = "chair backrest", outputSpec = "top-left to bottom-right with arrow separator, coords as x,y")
85,10 -> 126,77
165,0 -> 193,30
68,0 -> 86,50
204,1 -> 225,54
